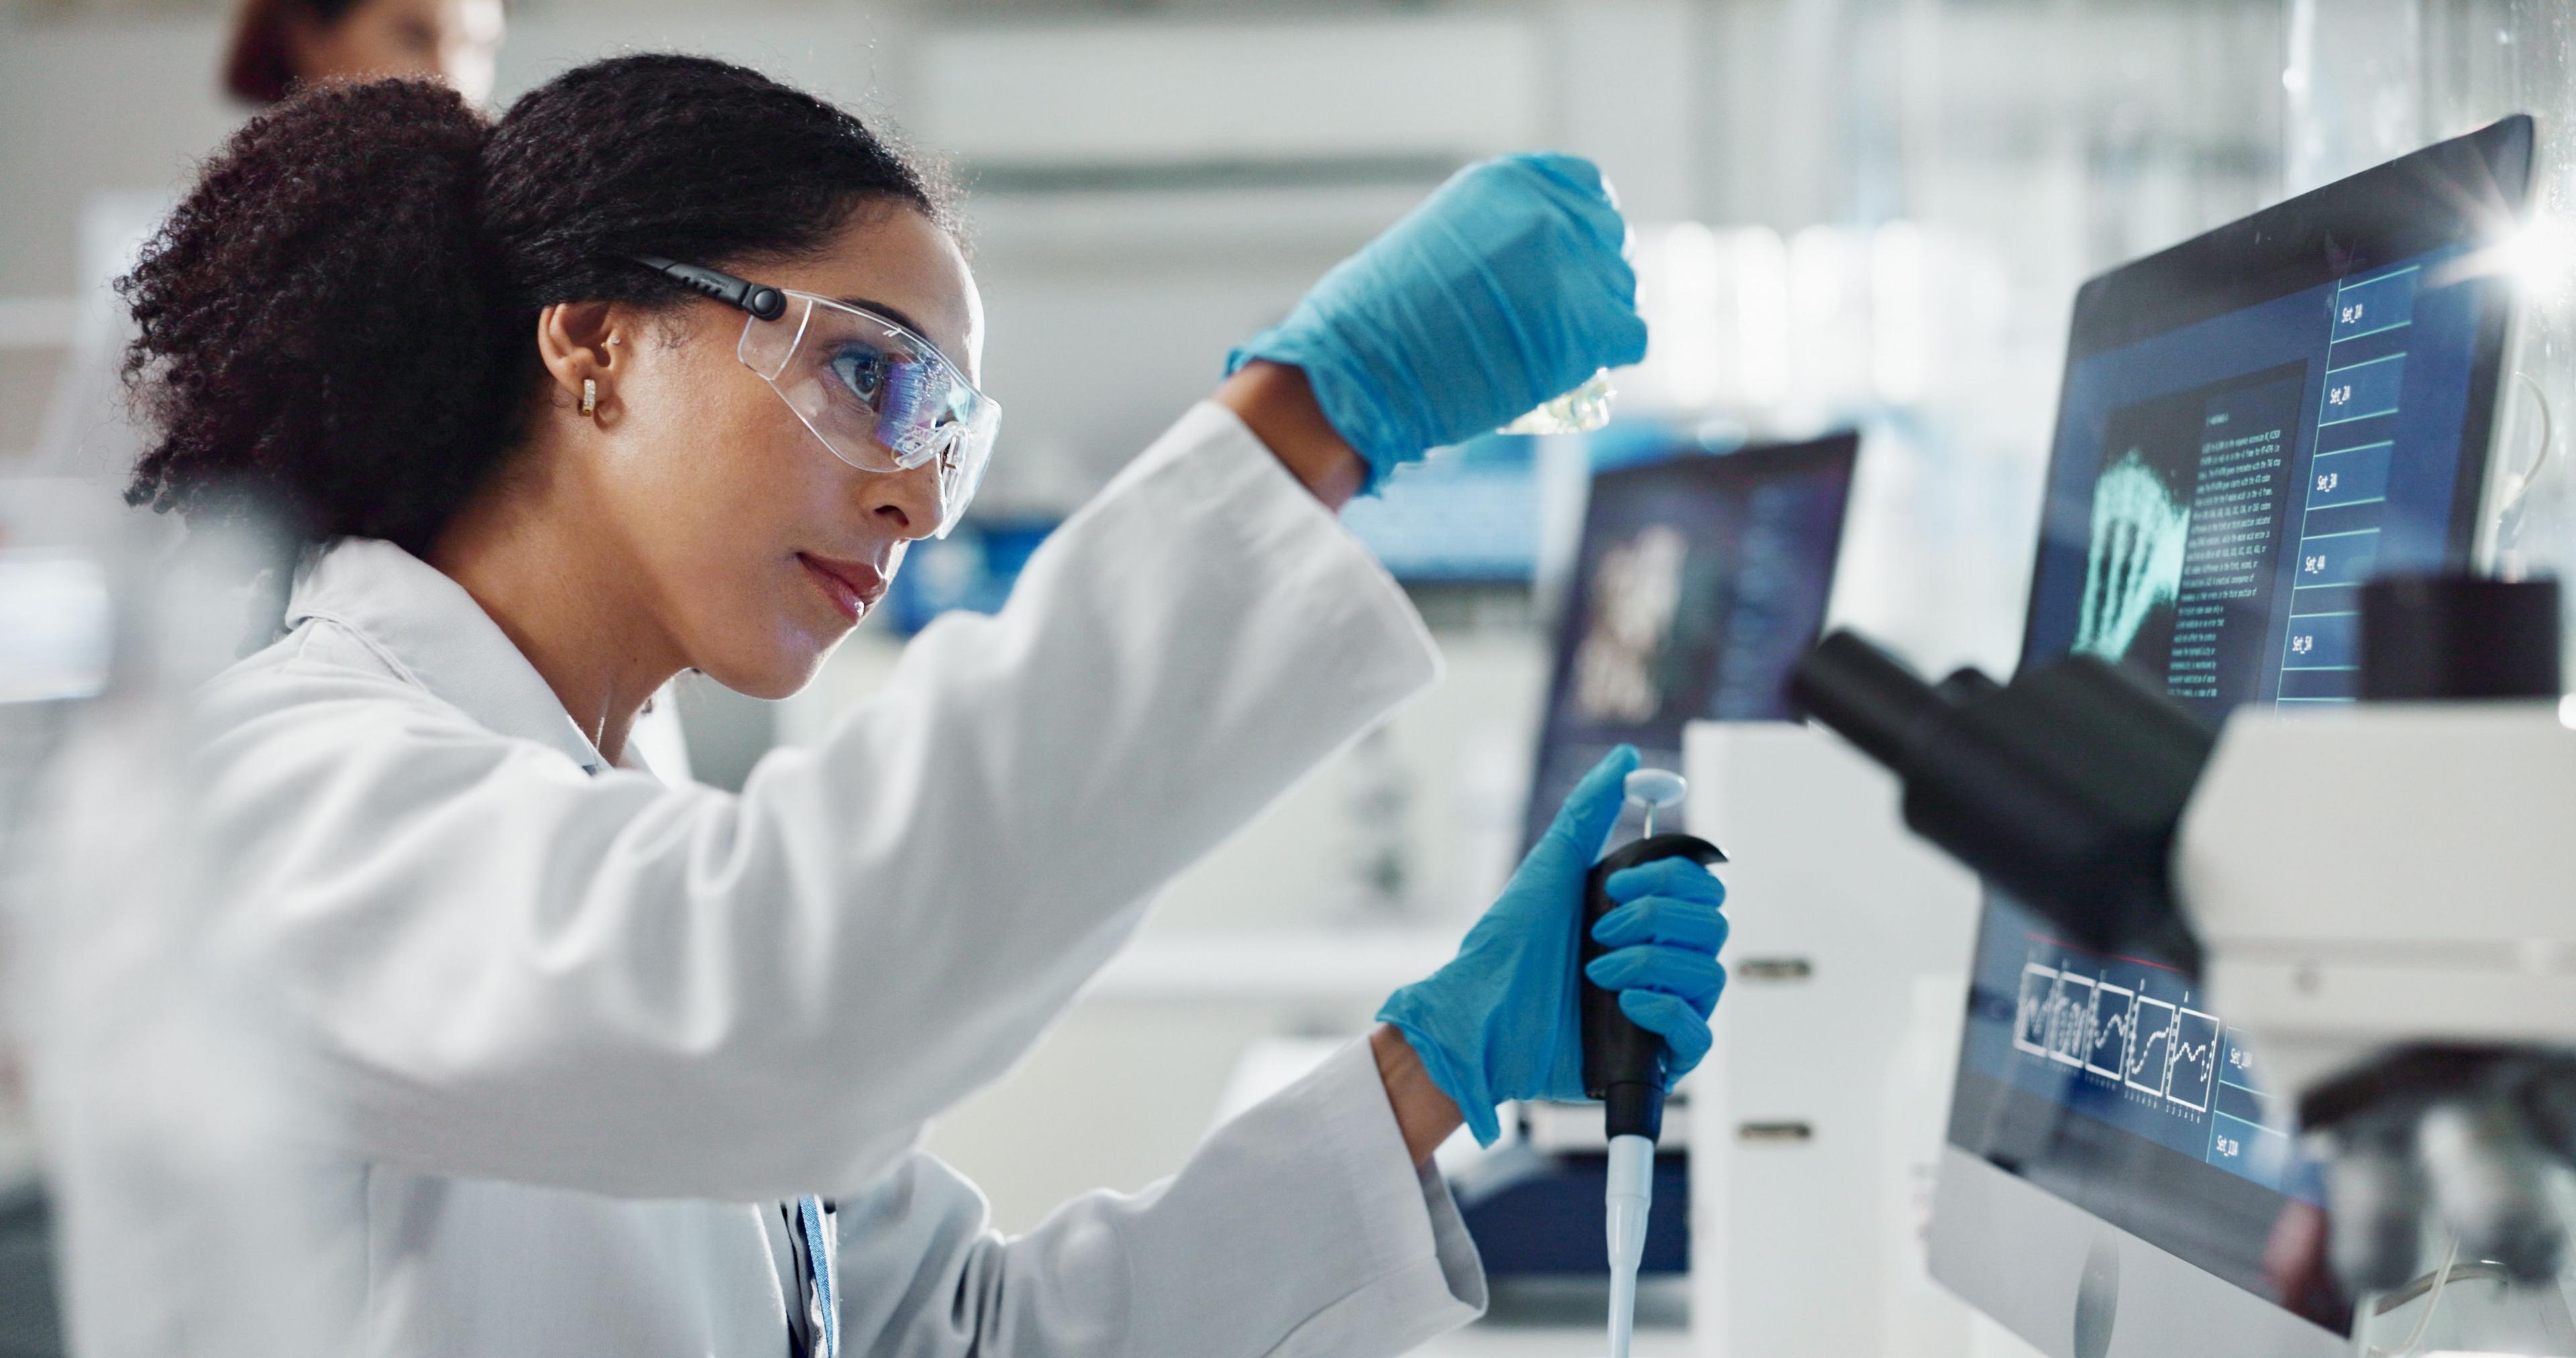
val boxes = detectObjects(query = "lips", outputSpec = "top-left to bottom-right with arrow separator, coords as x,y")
797,553 -> 888,623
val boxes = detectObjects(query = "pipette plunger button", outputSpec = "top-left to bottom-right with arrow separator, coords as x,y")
1623,769 -> 1685,810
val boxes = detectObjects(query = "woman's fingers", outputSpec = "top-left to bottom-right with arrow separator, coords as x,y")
1585,944 -> 1728,1009
1617,990 -> 1713,1072
1603,857 -> 1725,907
1591,893 -> 1729,954
1586,858 -> 1731,1082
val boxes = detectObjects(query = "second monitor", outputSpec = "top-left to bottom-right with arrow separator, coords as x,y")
1522,432 -> 1858,854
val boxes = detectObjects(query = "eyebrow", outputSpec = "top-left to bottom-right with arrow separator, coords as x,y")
837,296 -> 932,339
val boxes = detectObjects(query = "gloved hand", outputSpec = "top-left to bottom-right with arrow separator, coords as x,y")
1227,153 -> 1648,490
1377,746 -> 1729,1145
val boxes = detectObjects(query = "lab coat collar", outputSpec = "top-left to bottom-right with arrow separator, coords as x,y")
285,537 -> 619,775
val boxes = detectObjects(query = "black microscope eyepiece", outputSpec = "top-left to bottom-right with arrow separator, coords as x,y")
1788,630 -> 2215,974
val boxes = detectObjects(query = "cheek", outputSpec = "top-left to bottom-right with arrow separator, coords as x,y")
620,350 -> 801,508
618,364 -> 861,688
345,23 -> 438,74
689,379 -> 849,528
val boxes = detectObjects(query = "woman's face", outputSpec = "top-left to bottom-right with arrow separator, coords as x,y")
600,207 -> 983,701
292,0 -> 505,104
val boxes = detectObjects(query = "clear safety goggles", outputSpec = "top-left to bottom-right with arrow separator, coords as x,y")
631,256 -> 999,538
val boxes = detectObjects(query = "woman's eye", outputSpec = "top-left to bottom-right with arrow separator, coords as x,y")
828,347 -> 887,402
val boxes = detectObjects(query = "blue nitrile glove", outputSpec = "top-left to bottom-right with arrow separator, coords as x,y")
1377,746 -> 1730,1146
1226,153 -> 1648,490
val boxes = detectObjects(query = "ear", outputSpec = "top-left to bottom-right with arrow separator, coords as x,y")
535,301 -> 637,422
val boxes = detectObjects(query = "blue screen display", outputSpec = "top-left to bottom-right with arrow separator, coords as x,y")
1977,239 -> 2487,1166
1939,115 -> 2530,1338
2021,245 -> 2485,716
1951,239 -> 2502,1316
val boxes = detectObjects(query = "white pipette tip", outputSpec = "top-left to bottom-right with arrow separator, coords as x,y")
1605,1133 -> 1654,1358
1609,769 -> 1682,1356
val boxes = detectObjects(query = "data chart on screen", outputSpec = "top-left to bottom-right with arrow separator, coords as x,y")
2008,942 -> 2292,1191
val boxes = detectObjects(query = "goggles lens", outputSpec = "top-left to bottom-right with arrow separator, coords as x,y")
738,292 -> 999,537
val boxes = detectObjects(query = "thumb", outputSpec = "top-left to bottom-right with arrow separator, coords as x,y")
1528,744 -> 1638,879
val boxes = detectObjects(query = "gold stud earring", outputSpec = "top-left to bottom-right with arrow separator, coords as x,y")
580,379 -> 598,417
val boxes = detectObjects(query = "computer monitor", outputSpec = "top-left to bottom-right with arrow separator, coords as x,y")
1929,117 -> 2533,1358
1521,433 -> 1858,854
1340,437 -> 1543,583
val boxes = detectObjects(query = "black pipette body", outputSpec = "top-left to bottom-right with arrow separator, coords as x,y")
1580,832 -> 1727,1143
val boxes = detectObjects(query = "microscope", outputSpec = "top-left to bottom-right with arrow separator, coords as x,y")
1789,573 -> 2576,1324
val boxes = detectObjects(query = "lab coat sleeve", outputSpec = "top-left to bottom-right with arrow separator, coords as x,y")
195,402 -> 1440,1200
834,1038 -> 1485,1358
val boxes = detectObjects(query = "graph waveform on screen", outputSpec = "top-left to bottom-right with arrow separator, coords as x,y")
2084,982 -> 2137,1078
2015,961 -> 2219,1114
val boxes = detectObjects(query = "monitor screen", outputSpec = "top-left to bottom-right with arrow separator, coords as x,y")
1340,437 -> 1543,582
1521,433 -> 1857,854
1946,117 -> 2530,1339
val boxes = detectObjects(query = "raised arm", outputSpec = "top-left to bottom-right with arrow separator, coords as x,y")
200,404 -> 1434,1200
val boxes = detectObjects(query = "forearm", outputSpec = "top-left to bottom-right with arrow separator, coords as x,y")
1208,363 -> 1461,1157
1212,359 -> 1368,510
838,1039 -> 1483,1358
1371,1023 -> 1466,1164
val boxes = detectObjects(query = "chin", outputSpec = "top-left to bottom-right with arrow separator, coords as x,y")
703,632 -> 842,702
746,651 -> 835,701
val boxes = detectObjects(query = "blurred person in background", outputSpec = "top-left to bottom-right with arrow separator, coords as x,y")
33,0 -> 506,484
224,0 -> 506,107
8,10 -> 513,1356
9,494 -> 354,1358
93,52 -> 1730,1358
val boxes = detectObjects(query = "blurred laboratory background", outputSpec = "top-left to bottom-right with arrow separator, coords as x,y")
5,1 -> 2574,1355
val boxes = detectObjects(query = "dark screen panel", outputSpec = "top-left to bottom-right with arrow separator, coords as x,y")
1521,433 -> 1858,854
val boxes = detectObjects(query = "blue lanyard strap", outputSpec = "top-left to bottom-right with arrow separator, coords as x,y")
796,1196 -> 837,1358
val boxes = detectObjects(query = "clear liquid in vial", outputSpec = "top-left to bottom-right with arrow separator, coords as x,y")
1499,370 -> 1616,435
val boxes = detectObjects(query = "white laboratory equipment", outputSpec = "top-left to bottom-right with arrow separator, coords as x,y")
1773,111 -> 2552,1358
1798,572 -> 2576,1357
1680,720 -> 1983,1358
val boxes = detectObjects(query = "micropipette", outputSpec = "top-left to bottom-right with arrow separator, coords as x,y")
1579,768 -> 1724,1358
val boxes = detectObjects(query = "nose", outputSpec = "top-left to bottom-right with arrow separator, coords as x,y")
863,455 -> 947,541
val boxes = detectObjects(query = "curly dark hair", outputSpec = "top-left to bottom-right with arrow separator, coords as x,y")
121,55 -> 955,553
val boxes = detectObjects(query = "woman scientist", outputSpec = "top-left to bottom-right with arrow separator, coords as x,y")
113,56 -> 1729,1357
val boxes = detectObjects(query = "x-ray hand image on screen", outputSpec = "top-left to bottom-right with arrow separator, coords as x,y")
2055,366 -> 2304,707
2072,447 -> 2190,666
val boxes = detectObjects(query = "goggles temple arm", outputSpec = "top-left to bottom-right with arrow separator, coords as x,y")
629,255 -> 788,323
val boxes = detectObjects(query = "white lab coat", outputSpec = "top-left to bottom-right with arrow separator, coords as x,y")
82,404 -> 1485,1355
